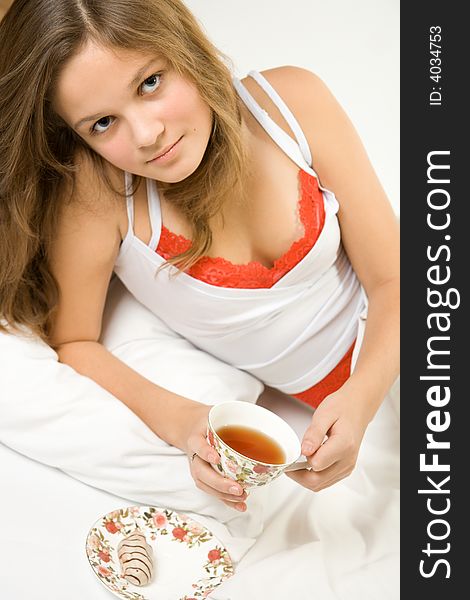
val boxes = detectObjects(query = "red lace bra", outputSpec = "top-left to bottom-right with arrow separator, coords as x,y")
156,169 -> 325,288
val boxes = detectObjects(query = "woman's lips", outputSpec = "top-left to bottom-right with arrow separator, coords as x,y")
147,137 -> 182,163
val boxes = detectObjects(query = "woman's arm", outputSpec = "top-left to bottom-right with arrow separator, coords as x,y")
302,70 -> 399,410
262,66 -> 399,490
49,156 -> 248,509
49,157 -> 197,447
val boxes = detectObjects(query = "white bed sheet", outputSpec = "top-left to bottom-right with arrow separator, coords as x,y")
0,380 -> 399,600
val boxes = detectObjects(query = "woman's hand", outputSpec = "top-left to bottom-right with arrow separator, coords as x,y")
286,386 -> 373,492
181,403 -> 249,512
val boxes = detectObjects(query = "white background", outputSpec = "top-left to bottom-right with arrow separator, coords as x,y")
186,0 -> 400,215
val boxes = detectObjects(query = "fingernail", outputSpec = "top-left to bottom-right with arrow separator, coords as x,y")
302,442 -> 314,454
229,486 -> 242,495
236,503 -> 246,512
209,453 -> 219,463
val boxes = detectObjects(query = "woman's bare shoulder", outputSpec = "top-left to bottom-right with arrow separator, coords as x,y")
259,65 -> 335,125
241,65 -> 334,145
57,150 -> 128,238
254,66 -> 366,179
53,151 -> 126,266
259,65 -> 325,91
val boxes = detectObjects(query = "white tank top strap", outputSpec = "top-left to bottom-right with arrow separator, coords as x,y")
123,172 -> 162,250
124,171 -> 135,233
146,178 -> 163,251
247,70 -> 313,168
233,73 -> 318,178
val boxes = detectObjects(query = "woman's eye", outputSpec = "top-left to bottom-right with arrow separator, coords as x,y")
91,116 -> 114,134
140,73 -> 162,95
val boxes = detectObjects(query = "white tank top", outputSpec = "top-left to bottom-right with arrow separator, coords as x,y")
114,71 -> 366,394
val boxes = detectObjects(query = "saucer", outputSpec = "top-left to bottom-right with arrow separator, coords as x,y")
85,506 -> 234,599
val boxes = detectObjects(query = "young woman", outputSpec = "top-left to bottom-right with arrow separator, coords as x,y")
0,0 -> 399,513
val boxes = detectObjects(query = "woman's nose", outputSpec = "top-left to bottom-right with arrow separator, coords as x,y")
130,108 -> 165,148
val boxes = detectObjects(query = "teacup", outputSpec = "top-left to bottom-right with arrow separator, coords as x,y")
206,401 -> 309,488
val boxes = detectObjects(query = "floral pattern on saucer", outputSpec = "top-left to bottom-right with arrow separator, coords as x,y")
86,506 -> 233,600
206,428 -> 286,488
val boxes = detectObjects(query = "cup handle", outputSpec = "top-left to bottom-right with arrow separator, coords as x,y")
284,459 -> 311,472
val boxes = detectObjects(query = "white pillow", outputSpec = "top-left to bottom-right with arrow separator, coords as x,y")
0,276 -> 264,518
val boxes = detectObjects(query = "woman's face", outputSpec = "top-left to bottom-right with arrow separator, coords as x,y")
54,41 -> 213,183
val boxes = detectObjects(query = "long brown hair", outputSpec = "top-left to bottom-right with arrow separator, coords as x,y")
0,0 -> 248,342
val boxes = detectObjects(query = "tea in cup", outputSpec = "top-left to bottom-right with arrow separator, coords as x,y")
206,401 -> 309,488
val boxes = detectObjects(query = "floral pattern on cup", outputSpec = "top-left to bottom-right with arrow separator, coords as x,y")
86,505 -> 234,600
206,427 -> 287,488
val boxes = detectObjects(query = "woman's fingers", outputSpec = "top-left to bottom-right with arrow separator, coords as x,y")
301,411 -> 334,456
221,499 -> 248,512
195,477 -> 248,508
286,459 -> 353,492
188,430 -> 247,510
191,454 -> 247,501
189,438 -> 220,465
306,431 -> 353,471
